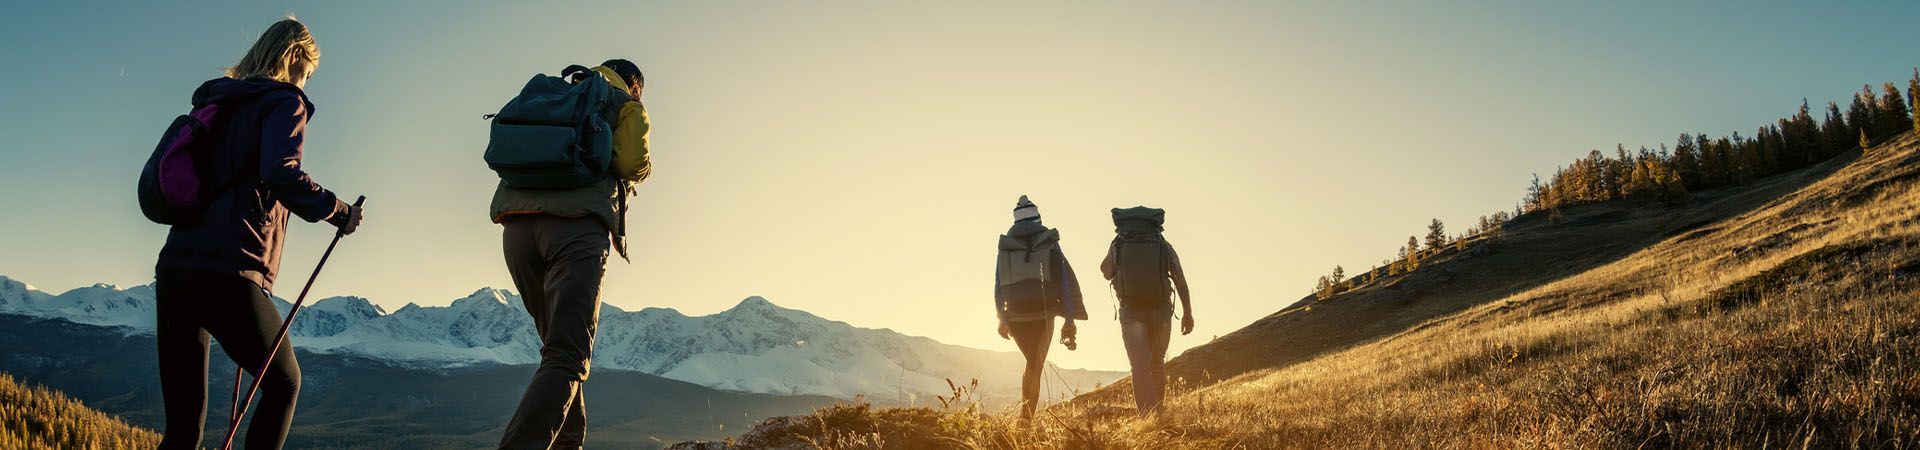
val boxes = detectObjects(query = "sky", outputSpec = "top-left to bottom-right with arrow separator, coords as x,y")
2,1 -> 1918,372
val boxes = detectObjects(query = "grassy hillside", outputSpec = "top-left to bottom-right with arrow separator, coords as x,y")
1081,119 -> 1871,401
680,132 -> 1920,449
0,314 -> 843,450
0,372 -> 159,450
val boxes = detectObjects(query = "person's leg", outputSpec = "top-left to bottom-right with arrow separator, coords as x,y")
1145,311 -> 1173,416
155,270 -> 212,450
201,273 -> 301,450
1007,317 -> 1053,421
1117,312 -> 1158,416
557,388 -> 585,449
541,217 -> 606,449
498,217 -> 607,450
556,386 -> 583,446
499,217 -> 560,450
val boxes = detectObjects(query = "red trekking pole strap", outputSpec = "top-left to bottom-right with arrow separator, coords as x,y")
219,196 -> 362,450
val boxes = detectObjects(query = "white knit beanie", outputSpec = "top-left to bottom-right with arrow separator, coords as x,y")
1013,195 -> 1041,222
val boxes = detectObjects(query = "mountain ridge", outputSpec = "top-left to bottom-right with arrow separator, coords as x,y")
0,277 -> 1121,403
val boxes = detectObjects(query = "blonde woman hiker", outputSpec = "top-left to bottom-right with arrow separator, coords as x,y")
994,195 -> 1087,424
146,18 -> 365,450
1100,206 -> 1192,417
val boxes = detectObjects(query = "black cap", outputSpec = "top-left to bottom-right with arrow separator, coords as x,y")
602,59 -> 643,86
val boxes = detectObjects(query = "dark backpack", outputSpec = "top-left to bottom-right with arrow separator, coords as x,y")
484,66 -> 628,189
1111,207 -> 1171,309
997,230 -> 1057,315
137,105 -> 229,225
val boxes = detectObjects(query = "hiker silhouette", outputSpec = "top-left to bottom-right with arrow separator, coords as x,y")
993,195 -> 1088,423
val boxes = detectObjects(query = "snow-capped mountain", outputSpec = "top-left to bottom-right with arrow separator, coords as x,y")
0,277 -> 158,331
0,276 -> 1122,402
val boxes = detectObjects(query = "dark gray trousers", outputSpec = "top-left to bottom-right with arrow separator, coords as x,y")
497,215 -> 608,450
1119,306 -> 1173,416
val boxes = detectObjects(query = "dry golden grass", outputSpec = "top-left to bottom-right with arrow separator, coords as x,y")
684,134 -> 1920,449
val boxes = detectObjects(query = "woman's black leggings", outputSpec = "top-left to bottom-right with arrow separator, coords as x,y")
155,269 -> 301,450
1007,317 -> 1054,419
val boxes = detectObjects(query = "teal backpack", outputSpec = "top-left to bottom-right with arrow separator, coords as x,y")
484,66 -> 629,189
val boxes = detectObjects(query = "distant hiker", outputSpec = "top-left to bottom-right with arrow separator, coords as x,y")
994,195 -> 1087,423
486,59 -> 651,450
1100,206 -> 1192,417
147,18 -> 364,450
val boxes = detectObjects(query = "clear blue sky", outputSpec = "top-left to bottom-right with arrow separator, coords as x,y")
2,1 -> 1916,371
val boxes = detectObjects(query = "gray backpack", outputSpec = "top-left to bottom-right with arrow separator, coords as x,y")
997,230 -> 1058,314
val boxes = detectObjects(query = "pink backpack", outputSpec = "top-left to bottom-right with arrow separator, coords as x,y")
136,105 -> 226,225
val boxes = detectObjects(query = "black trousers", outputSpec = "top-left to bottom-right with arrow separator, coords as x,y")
1007,317 -> 1054,419
155,269 -> 301,450
497,215 -> 609,450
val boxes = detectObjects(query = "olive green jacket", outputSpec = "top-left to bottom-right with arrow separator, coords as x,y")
490,66 -> 652,260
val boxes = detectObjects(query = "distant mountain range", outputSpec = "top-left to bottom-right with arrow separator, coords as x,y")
0,275 -> 1121,403
0,312 -> 838,449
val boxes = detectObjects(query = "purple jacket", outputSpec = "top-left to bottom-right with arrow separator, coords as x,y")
155,77 -> 349,290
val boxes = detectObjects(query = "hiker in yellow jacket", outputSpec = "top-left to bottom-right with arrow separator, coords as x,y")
491,59 -> 650,450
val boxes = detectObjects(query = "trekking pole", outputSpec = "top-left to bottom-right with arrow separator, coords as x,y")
219,196 -> 364,450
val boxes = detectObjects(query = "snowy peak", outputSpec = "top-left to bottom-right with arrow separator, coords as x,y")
310,296 -> 386,317
0,275 -> 1126,402
294,296 -> 386,338
0,280 -> 154,331
450,288 -> 516,310
723,295 -> 781,315
718,296 -> 822,324
736,295 -> 776,309
0,276 -> 50,310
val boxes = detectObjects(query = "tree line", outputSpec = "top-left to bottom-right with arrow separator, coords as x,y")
1313,69 -> 1920,301
0,372 -> 159,449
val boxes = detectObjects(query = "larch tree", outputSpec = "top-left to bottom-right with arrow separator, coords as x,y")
1405,236 -> 1421,269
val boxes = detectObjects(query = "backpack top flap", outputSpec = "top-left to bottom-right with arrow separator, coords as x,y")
1112,206 -> 1165,236
998,230 -> 1057,286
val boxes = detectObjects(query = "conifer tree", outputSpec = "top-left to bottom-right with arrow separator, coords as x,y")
1853,86 -> 1879,138
1425,218 -> 1448,252
1880,82 -> 1910,135
1823,101 -> 1852,156
1525,174 -> 1547,212
1911,68 -> 1920,131
1671,133 -> 1702,189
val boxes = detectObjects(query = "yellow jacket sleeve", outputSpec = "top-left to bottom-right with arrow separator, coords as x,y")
612,100 -> 651,184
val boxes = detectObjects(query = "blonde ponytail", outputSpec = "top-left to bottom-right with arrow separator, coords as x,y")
226,17 -> 319,84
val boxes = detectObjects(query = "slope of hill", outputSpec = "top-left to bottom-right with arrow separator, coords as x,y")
0,372 -> 159,450
1087,126 -> 1866,400
1105,133 -> 1920,448
677,133 -> 1920,449
0,282 -> 1121,404
0,313 -> 843,449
